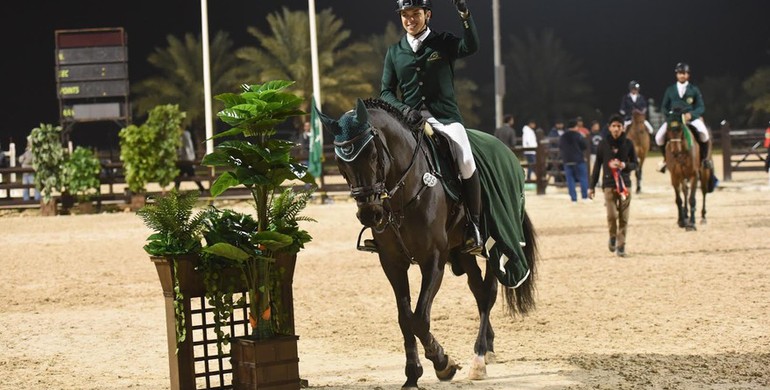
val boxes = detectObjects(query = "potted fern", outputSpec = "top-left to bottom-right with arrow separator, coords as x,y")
137,189 -> 207,346
200,80 -> 315,389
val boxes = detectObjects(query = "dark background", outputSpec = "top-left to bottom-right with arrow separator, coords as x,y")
2,0 -> 769,152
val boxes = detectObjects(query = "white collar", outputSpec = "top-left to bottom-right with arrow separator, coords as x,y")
677,81 -> 689,89
407,27 -> 431,46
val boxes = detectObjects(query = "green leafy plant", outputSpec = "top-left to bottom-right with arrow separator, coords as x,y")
201,80 -> 316,340
62,146 -> 102,203
28,123 -> 67,203
137,189 -> 207,346
119,104 -> 185,194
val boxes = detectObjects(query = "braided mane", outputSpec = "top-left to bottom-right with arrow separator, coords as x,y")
362,98 -> 412,130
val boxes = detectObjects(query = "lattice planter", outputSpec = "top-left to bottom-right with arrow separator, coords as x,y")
151,253 -> 298,390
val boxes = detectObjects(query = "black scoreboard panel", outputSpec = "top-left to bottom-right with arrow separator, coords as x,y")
56,46 -> 127,65
57,63 -> 128,81
58,80 -> 128,99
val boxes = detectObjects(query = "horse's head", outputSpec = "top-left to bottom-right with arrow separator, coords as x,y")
665,115 -> 686,154
316,99 -> 389,227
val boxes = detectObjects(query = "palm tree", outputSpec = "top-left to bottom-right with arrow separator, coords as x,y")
357,22 -> 481,127
236,7 -> 372,123
503,29 -> 593,129
132,31 -> 248,155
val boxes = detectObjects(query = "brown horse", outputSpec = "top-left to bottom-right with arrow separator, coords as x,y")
317,98 -> 538,389
665,117 -> 702,230
625,109 -> 650,194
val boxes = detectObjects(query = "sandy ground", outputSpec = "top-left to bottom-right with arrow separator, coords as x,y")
1,155 -> 769,390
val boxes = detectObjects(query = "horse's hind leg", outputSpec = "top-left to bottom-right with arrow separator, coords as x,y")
701,191 -> 707,224
453,250 -> 497,380
380,262 -> 423,389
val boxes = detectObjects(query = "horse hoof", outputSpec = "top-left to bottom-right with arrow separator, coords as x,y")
468,355 -> 487,380
436,356 -> 461,381
401,386 -> 419,390
686,225 -> 697,232
485,351 -> 497,364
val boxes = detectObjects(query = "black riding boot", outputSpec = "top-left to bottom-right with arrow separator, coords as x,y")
461,171 -> 483,256
698,139 -> 713,170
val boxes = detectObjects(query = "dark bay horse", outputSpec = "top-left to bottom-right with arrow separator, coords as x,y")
665,117 -> 702,230
626,110 -> 650,194
317,98 -> 538,389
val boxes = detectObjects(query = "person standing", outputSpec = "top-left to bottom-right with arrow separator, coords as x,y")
559,118 -> 589,203
174,129 -> 206,193
588,120 -> 603,176
494,114 -> 517,150
521,119 -> 538,181
764,121 -> 770,182
589,114 -> 638,257
18,138 -> 40,202
381,0 -> 482,254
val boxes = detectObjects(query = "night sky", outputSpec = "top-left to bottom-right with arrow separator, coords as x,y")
2,0 -> 769,151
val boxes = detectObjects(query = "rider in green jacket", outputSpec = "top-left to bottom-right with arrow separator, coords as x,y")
381,0 -> 482,255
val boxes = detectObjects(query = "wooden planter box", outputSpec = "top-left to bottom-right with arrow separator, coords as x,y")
151,253 -> 298,390
231,335 -> 300,390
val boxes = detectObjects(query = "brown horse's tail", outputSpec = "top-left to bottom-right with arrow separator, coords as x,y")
503,210 -> 538,316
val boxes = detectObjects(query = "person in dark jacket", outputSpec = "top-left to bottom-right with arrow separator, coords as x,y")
494,114 -> 517,149
559,118 -> 589,202
381,0 -> 482,254
589,114 -> 638,257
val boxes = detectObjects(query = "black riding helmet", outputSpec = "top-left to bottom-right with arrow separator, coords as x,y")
395,0 -> 432,12
628,80 -> 640,90
674,62 -> 690,73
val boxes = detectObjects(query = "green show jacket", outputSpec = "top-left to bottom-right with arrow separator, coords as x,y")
661,83 -> 705,120
380,13 -> 479,125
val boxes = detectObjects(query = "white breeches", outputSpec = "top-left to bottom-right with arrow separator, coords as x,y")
426,117 -> 476,179
624,119 -> 654,134
655,118 -> 709,146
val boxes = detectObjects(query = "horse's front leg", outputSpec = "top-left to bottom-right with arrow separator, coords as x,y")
687,180 -> 697,230
454,250 -> 497,380
380,260 -> 423,390
413,255 -> 461,382
674,186 -> 685,228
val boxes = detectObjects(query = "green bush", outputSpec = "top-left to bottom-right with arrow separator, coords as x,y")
63,146 -> 102,202
28,123 -> 67,203
119,104 -> 185,193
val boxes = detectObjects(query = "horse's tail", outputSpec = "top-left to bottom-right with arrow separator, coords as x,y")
503,210 -> 538,316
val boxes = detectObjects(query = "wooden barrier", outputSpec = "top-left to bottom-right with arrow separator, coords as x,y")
720,122 -> 767,181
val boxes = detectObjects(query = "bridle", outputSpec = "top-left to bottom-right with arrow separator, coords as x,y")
335,123 -> 427,214
334,121 -> 432,262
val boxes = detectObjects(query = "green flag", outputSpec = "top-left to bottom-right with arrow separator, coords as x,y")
308,97 -> 323,179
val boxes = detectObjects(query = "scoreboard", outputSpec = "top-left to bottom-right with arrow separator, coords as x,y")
55,28 -> 129,124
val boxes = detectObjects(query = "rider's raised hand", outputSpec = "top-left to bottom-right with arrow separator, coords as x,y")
451,0 -> 468,13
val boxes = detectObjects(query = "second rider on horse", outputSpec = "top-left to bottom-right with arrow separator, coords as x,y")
381,0 -> 482,255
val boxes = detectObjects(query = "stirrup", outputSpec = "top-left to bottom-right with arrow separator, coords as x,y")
356,226 -> 379,253
461,223 -> 483,256
701,159 -> 713,170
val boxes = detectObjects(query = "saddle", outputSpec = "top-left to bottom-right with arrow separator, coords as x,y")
422,123 -> 463,203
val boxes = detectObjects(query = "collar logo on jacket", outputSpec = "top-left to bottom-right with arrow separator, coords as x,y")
427,52 -> 442,62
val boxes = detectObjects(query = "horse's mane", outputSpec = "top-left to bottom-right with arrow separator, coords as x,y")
362,98 -> 412,130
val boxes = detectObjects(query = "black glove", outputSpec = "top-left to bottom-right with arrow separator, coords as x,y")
452,0 -> 468,13
404,108 -> 423,126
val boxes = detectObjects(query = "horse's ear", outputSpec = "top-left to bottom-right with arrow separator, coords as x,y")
354,98 -> 369,125
313,102 -> 342,136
